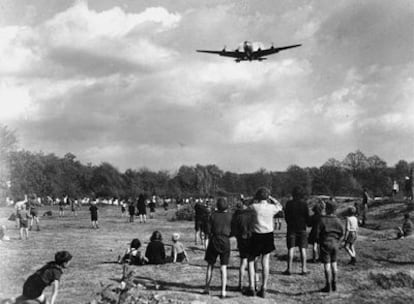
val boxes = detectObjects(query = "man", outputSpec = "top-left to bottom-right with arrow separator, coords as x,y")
246,187 -> 282,298
361,188 -> 370,226
284,186 -> 310,275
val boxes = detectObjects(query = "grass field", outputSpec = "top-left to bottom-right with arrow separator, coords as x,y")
1,200 -> 414,304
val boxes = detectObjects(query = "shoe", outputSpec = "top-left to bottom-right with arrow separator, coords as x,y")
282,270 -> 291,275
219,294 -> 227,299
257,288 -> 266,298
202,289 -> 210,295
349,257 -> 356,265
243,288 -> 256,297
301,271 -> 309,276
320,285 -> 331,293
28,227 -> 32,231
37,227 -> 40,231
331,281 -> 337,292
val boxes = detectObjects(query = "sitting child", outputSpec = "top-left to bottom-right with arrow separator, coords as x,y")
15,251 -> 72,304
0,225 -> 10,241
397,213 -> 413,239
171,233 -> 189,263
119,238 -> 147,265
145,231 -> 166,264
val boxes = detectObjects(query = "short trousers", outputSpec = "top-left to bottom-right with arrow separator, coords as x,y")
249,232 -> 275,258
205,236 -> 230,265
320,239 -> 339,263
30,209 -> 38,217
237,237 -> 251,259
91,214 -> 98,221
286,231 -> 308,249
176,252 -> 186,262
345,231 -> 357,244
195,219 -> 203,231
20,219 -> 28,228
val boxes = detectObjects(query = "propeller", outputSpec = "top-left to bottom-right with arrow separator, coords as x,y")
271,42 -> 274,49
222,45 -> 227,52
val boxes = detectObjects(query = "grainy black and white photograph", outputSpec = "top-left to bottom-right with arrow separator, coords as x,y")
1,0 -> 414,303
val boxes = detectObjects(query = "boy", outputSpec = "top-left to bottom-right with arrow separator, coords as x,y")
317,200 -> 344,292
247,188 -> 282,298
344,206 -> 359,265
89,201 -> 99,229
203,197 -> 233,298
28,195 -> 40,231
16,251 -> 72,304
18,205 -> 30,240
171,233 -> 189,263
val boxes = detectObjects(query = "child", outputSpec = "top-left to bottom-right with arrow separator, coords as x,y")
119,238 -> 147,265
171,233 -> 189,263
28,195 -> 40,231
344,206 -> 359,264
317,200 -> 344,293
89,201 -> 99,229
16,251 -> 72,304
18,205 -> 30,240
308,201 -> 325,263
128,199 -> 135,223
145,231 -> 166,264
203,197 -> 233,298
230,200 -> 257,293
396,213 -> 413,239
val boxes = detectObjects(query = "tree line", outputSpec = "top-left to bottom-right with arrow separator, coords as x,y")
1,124 -> 413,202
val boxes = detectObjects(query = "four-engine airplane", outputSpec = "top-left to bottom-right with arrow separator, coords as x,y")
196,41 -> 301,62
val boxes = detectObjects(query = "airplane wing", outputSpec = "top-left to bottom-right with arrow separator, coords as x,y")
254,44 -> 301,57
196,50 -> 244,58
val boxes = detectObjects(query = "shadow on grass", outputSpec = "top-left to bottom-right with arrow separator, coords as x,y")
132,275 -> 207,293
372,257 -> 414,265
267,288 -> 320,296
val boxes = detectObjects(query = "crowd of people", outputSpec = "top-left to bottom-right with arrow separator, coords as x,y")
3,185 -> 414,304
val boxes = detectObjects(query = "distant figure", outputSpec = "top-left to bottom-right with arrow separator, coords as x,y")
171,233 -> 189,263
15,251 -> 72,304
396,213 -> 413,239
246,188 -> 282,298
317,200 -> 344,293
392,180 -> 399,198
137,194 -> 147,223
284,186 -> 310,276
149,196 -> 156,219
308,201 -> 325,263
145,231 -> 166,264
128,199 -> 135,223
18,205 -> 30,240
118,238 -> 147,265
89,201 -> 99,229
360,188 -> 370,226
70,198 -> 78,216
344,206 -> 359,265
274,209 -> 284,230
231,199 -> 257,292
203,197 -> 233,298
28,195 -> 40,231
163,199 -> 169,211
405,176 -> 413,201
120,200 -> 127,217
58,198 -> 65,217
194,200 -> 211,249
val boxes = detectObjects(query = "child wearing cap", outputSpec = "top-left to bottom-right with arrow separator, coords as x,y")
344,206 -> 359,265
317,200 -> 344,293
203,197 -> 233,298
15,251 -> 72,304
171,233 -> 189,263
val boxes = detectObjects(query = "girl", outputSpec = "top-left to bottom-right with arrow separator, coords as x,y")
171,233 -> 189,263
344,206 -> 358,265
119,238 -> 147,265
145,231 -> 166,264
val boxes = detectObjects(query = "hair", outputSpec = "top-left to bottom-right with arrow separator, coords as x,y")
292,186 -> 307,200
404,213 -> 410,219
325,201 -> 337,215
312,200 -> 325,215
254,187 -> 270,201
216,197 -> 228,211
55,251 -> 73,266
130,238 -> 141,249
172,233 -> 180,241
348,206 -> 357,216
150,230 -> 162,242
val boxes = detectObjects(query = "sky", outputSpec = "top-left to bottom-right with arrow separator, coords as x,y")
0,0 -> 413,173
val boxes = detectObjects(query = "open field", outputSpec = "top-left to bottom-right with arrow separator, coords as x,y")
1,200 -> 414,304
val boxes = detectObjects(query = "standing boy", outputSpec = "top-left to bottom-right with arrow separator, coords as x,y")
89,201 -> 99,229
28,195 -> 40,231
203,197 -> 233,298
317,200 -> 344,292
18,204 -> 30,240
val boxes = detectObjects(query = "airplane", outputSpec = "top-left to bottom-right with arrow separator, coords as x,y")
196,41 -> 301,62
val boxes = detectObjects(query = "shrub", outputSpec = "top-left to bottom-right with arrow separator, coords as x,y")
174,204 -> 194,221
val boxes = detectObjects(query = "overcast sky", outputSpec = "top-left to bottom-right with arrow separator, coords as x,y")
1,0 -> 413,173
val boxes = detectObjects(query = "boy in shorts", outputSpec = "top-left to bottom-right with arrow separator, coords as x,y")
317,200 -> 344,292
203,198 -> 233,298
18,205 -> 30,240
15,251 -> 72,304
28,195 -> 40,231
